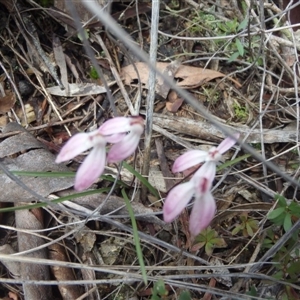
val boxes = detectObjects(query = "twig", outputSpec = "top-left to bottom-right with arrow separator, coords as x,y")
141,0 -> 160,197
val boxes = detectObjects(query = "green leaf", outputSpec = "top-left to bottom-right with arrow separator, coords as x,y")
246,223 -> 254,236
237,17 -> 248,31
283,213 -> 292,232
179,291 -> 191,300
232,225 -> 241,235
273,270 -> 284,280
288,201 -> 300,216
77,29 -> 89,41
228,51 -> 240,62
287,261 -> 300,278
267,207 -> 285,219
205,228 -> 216,240
217,153 -> 251,171
235,38 -> 244,56
153,279 -> 167,296
121,189 -> 148,284
210,237 -> 227,247
205,242 -> 214,256
89,66 -> 99,79
276,194 -> 287,206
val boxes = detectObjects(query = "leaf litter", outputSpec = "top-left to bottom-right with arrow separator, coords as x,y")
0,0 -> 300,299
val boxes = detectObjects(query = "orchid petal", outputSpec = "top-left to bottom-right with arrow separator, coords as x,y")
189,192 -> 216,236
172,150 -> 208,173
216,133 -> 240,154
104,133 -> 126,143
107,124 -> 143,163
192,162 -> 216,194
99,116 -> 144,135
74,145 -> 106,191
55,131 -> 105,163
163,181 -> 195,223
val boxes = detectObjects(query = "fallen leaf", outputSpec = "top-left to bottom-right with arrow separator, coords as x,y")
166,90 -> 184,112
0,90 -> 16,113
48,243 -> 82,299
121,62 -> 241,89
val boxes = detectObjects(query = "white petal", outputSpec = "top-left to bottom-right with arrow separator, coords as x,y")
99,116 -> 144,135
172,150 -> 208,173
216,133 -> 240,154
107,124 -> 143,163
189,192 -> 216,236
74,145 -> 106,191
163,181 -> 195,223
56,131 -> 105,163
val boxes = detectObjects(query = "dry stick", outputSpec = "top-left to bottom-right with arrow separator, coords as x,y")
141,0 -> 160,200
83,0 -> 300,189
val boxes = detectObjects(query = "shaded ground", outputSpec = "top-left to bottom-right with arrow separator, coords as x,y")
0,0 -> 300,299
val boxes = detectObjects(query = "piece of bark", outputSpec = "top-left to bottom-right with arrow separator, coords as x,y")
15,206 -> 53,300
0,149 -> 74,202
0,244 -> 20,278
0,123 -> 74,203
151,113 -> 298,144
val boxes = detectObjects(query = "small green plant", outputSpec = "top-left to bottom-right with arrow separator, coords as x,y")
267,195 -> 300,232
89,66 -> 99,79
151,280 -> 168,300
150,280 -> 191,300
263,195 -> 300,285
233,102 -> 248,120
232,213 -> 259,237
192,227 -> 227,255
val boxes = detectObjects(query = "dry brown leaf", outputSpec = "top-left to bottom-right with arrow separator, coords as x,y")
121,62 -> 241,89
0,91 -> 16,113
166,90 -> 184,112
48,244 -> 82,300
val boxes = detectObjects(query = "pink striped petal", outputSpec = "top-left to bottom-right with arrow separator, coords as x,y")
56,131 -> 106,163
163,181 -> 195,223
192,162 -> 216,194
107,124 -> 143,163
189,191 -> 216,236
172,150 -> 208,173
216,133 -> 240,154
99,116 -> 144,135
74,145 -> 106,191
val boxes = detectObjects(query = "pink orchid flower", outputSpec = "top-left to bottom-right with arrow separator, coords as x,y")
163,134 -> 239,237
55,130 -> 107,191
99,116 -> 144,163
172,133 -> 240,173
56,116 -> 144,191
